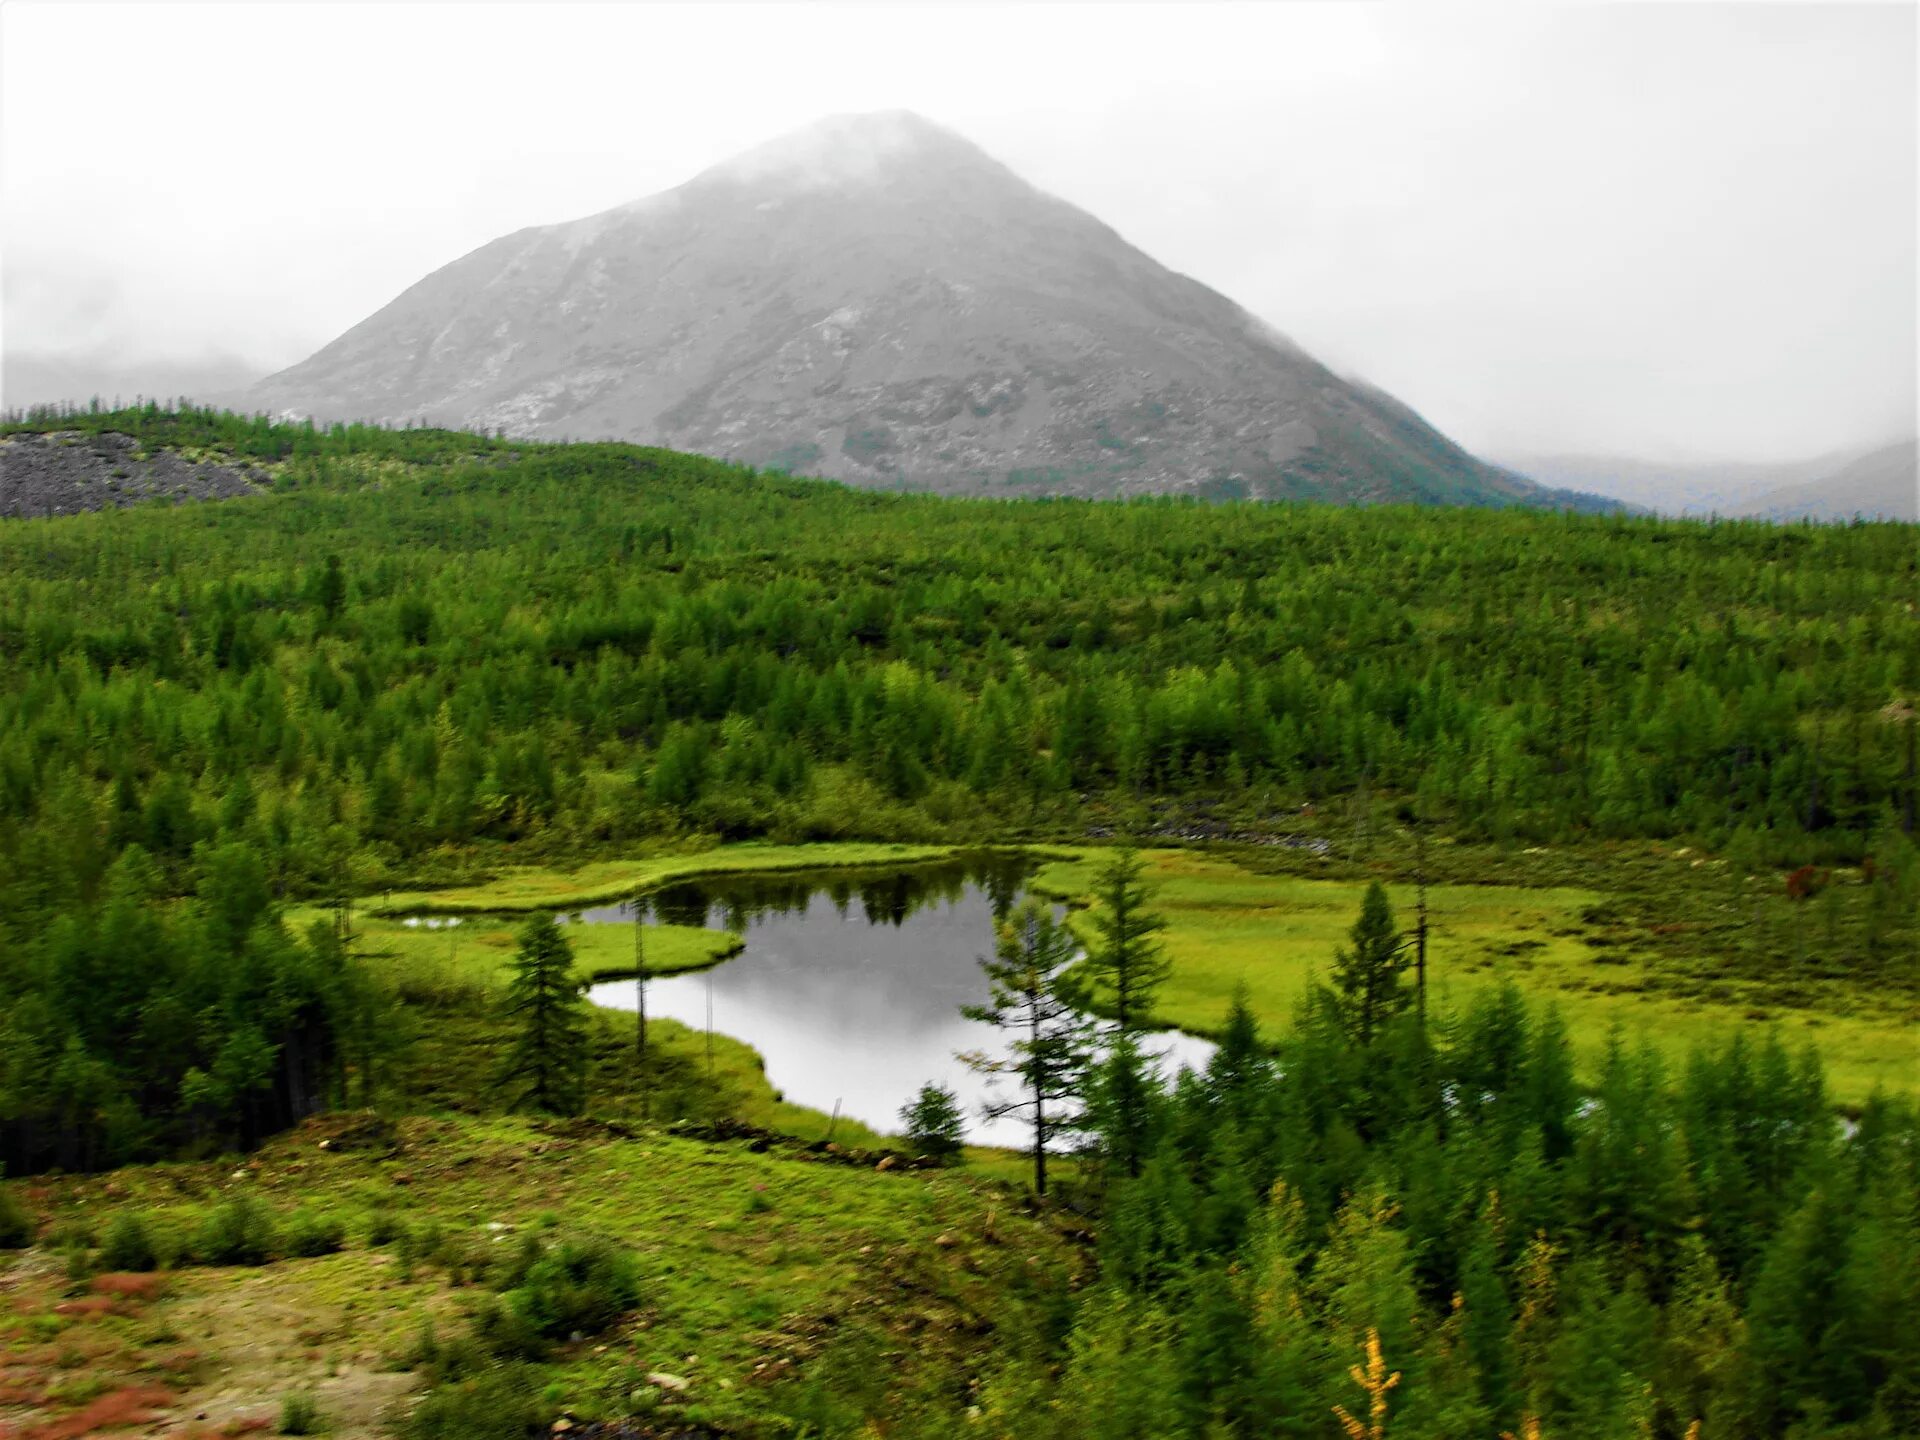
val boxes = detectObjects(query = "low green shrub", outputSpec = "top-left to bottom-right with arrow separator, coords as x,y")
192,1197 -> 278,1266
391,1315 -> 491,1382
283,1209 -> 346,1258
399,1364 -> 545,1440
500,1232 -> 642,1340
278,1390 -> 326,1434
365,1209 -> 406,1247
468,1293 -> 547,1362
99,1211 -> 158,1272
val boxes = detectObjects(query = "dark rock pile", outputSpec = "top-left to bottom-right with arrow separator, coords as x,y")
0,430 -> 267,518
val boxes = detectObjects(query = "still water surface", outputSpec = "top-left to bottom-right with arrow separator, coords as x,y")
577,858 -> 1213,1147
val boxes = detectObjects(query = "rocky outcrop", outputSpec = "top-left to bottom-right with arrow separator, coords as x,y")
0,430 -> 266,519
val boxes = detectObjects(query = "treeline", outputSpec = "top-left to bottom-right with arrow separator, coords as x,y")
966,890 -> 1919,1440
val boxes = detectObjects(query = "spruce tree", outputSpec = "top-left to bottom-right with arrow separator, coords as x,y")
314,553 -> 346,625
1206,982 -> 1273,1122
900,1082 -> 966,1163
1328,882 -> 1411,1047
496,915 -> 587,1115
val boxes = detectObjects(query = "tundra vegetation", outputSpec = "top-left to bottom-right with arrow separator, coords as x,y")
0,405 -> 1915,1437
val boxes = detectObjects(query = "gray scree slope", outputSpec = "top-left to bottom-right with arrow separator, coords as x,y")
251,111 -> 1572,506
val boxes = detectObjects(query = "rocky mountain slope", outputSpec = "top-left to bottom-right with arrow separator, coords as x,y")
250,111 -> 1590,507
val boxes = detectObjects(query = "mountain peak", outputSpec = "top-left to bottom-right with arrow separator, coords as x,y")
252,113 -> 1581,510
693,110 -> 996,193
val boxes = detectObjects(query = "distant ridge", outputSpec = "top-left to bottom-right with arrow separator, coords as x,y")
1504,440 -> 1918,522
250,111 -> 1600,509
1733,440 -> 1918,522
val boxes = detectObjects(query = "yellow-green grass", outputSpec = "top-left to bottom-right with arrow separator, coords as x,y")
1033,848 -> 1920,1104
301,905 -> 743,996
365,841 -> 970,917
4,1112 -> 1082,1433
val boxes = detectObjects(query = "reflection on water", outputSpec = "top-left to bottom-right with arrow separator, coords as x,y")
574,857 -> 1214,1148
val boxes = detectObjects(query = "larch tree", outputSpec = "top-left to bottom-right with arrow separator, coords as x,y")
961,899 -> 1092,1196
1077,848 -> 1173,1179
1079,848 -> 1171,1031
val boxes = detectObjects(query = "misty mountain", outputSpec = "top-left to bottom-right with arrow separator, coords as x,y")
250,111 -> 1591,508
1732,440 -> 1917,522
1507,441 -> 1916,521
1497,448 -> 1864,516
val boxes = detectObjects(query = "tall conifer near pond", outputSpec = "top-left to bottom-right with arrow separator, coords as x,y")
1329,882 -> 1411,1047
962,900 -> 1091,1196
1079,849 -> 1173,1179
1079,849 -> 1171,1030
497,915 -> 587,1116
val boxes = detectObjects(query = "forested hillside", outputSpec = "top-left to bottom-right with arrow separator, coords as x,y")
4,406 -> 1913,881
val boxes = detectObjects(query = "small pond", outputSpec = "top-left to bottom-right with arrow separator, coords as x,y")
574,856 -> 1214,1148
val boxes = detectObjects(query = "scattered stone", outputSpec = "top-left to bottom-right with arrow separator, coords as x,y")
0,431 -> 266,519
647,1371 -> 690,1393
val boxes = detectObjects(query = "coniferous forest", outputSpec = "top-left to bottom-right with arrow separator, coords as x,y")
0,405 -> 1916,1438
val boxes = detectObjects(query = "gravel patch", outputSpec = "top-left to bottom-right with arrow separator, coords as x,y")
0,429 -> 268,518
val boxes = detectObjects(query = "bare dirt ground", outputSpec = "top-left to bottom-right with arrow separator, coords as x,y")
0,1240 -> 445,1438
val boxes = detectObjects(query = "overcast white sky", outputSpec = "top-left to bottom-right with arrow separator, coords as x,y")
3,1 -> 1914,462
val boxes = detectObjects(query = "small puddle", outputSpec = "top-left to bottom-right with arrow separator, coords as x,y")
572,857 -> 1214,1147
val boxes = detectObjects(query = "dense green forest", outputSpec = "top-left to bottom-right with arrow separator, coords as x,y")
0,407 -> 1916,1437
965,958 -> 1920,1440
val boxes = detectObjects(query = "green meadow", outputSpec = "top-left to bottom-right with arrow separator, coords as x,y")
1034,847 -> 1919,1103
